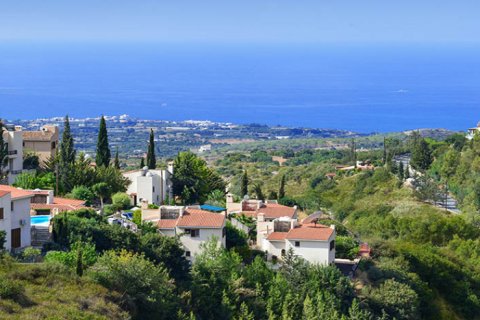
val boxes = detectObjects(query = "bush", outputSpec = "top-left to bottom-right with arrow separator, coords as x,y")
0,230 -> 5,251
103,204 -> 117,215
70,185 -> 95,206
0,277 -> 24,299
111,192 -> 131,210
22,247 -> 41,263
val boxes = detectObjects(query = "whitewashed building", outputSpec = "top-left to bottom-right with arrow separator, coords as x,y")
123,164 -> 173,206
257,214 -> 336,265
145,206 -> 226,261
0,185 -> 33,251
1,124 -> 24,184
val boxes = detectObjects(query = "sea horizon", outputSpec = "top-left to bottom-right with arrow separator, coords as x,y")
1,42 -> 479,133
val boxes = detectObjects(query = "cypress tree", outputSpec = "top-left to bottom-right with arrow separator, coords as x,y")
351,138 -> 357,167
140,157 -> 145,168
114,147 -> 120,169
95,116 -> 111,167
398,161 -> 405,181
383,137 -> 387,165
241,170 -> 249,197
146,129 -> 156,169
60,115 -> 75,164
411,138 -> 432,171
279,175 -> 286,199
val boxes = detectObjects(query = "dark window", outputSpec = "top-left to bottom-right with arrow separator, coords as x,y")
330,240 -> 335,251
191,229 -> 200,237
22,142 -> 25,147
185,251 -> 191,257
153,186 -> 155,192
11,202 -> 14,211
222,227 -> 226,237
184,229 -> 191,234
51,141 -> 56,149
11,228 -> 21,248
0,208 -> 4,220
281,249 -> 286,256
295,241 -> 300,247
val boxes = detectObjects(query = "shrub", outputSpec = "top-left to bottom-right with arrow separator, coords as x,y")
0,277 -> 24,299
111,192 -> 131,210
70,185 -> 95,206
22,247 -> 41,263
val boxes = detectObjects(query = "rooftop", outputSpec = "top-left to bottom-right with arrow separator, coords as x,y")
285,224 -> 334,241
157,208 -> 225,229
0,185 -> 34,200
22,130 -> 56,142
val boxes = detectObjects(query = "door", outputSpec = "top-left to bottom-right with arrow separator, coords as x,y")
11,228 -> 21,249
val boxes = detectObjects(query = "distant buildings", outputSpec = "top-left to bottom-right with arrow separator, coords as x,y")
123,164 -> 173,206
467,122 -> 480,140
22,125 -> 59,165
198,144 -> 212,153
142,205 -> 226,261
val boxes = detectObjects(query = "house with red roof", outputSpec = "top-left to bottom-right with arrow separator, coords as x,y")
226,194 -> 298,221
257,213 -> 336,265
144,205 -> 226,261
0,185 -> 33,251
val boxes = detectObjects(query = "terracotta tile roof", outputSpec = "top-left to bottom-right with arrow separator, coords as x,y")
0,185 -> 34,200
257,203 -> 296,219
266,232 -> 288,241
157,219 -> 177,229
30,203 -> 80,212
0,190 -> 10,198
54,197 -> 86,207
177,209 -> 225,228
22,131 -> 56,141
286,225 -> 334,241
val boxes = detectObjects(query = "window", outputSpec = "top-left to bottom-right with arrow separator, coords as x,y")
51,141 -> 56,149
11,202 -> 14,211
185,251 -> 191,257
0,208 -> 4,220
281,249 -> 286,256
295,241 -> 300,247
330,240 -> 335,251
190,229 -> 200,237
152,186 -> 155,192
222,227 -> 226,238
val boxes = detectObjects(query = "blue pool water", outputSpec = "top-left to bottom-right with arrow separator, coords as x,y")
31,215 -> 51,225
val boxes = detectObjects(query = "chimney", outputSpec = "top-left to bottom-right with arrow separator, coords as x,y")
226,193 -> 234,204
167,161 -> 174,175
141,199 -> 148,210
258,212 -> 265,222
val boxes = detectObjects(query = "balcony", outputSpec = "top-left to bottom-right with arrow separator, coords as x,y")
7,150 -> 18,158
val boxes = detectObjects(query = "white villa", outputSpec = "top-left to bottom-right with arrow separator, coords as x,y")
257,214 -> 336,265
123,164 -> 173,206
142,205 -> 226,261
1,124 -> 24,184
467,122 -> 480,140
0,185 -> 33,251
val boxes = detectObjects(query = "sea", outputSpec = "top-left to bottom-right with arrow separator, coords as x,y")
0,42 -> 479,133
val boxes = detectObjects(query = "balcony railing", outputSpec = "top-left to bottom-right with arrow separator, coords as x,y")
7,150 -> 17,155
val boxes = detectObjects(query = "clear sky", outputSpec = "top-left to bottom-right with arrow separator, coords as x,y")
0,0 -> 479,44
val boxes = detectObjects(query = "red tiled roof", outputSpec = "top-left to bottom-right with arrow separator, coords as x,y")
0,185 -> 34,200
54,197 -> 85,207
266,232 -> 288,241
30,203 -> 80,212
157,219 -> 177,229
22,130 -> 56,141
177,209 -> 225,228
257,203 -> 296,219
0,190 -> 10,198
286,225 -> 334,241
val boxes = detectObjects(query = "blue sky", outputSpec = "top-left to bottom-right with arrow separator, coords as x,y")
0,0 -> 479,43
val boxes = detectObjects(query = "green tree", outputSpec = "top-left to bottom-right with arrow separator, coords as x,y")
367,279 -> 419,319
70,185 -> 94,206
60,115 -> 76,164
111,192 -> 131,210
146,128 -> 156,169
95,116 -> 111,167
92,182 -> 111,209
140,157 -> 145,168
172,151 -> 225,204
253,182 -> 265,201
241,170 -> 249,197
279,175 -> 286,199
411,137 -> 432,171
398,161 -> 404,181
113,147 -> 120,169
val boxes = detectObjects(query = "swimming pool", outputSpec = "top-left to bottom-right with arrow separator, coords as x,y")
31,215 -> 51,226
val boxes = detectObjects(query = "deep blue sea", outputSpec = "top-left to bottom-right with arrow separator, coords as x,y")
0,42 -> 479,133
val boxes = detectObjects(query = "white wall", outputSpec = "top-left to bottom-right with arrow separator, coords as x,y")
285,235 -> 335,265
10,197 -> 32,249
177,227 -> 225,261
123,169 -> 170,205
0,193 -> 12,250
265,239 -> 285,259
3,129 -> 24,184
